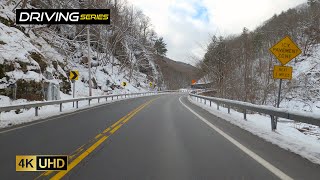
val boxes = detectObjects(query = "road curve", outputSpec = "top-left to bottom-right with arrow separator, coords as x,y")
0,94 -> 319,179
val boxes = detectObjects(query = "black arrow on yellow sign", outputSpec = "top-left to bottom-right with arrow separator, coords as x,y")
70,70 -> 79,80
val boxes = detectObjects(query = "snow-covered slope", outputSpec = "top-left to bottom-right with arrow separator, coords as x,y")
281,45 -> 320,114
0,1 -> 162,106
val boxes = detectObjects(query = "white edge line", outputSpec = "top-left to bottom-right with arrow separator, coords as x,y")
179,96 -> 293,180
0,95 -> 156,134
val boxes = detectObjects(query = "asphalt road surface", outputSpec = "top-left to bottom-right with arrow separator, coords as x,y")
0,94 -> 319,180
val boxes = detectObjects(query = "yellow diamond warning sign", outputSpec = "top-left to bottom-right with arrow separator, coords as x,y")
270,36 -> 301,65
273,65 -> 292,80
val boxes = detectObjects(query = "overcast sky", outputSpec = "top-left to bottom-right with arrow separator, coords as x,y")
127,0 -> 307,65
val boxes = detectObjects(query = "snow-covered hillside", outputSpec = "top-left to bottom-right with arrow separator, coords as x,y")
281,45 -> 320,113
0,1 -> 163,107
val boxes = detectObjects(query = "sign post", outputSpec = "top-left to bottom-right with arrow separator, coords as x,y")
72,80 -> 75,107
269,36 -> 301,130
70,70 -> 79,107
276,79 -> 282,108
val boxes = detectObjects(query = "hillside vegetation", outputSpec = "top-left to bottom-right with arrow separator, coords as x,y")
155,56 -> 199,90
197,0 -> 320,112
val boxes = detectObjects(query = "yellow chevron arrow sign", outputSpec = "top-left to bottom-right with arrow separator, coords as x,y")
70,70 -> 79,80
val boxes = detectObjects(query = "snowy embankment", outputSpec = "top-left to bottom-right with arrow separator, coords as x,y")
188,96 -> 320,165
281,44 -> 320,113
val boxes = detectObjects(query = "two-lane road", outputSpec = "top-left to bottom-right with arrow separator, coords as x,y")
0,94 -> 319,179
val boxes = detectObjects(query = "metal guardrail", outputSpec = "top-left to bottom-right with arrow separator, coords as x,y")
0,91 -> 177,119
189,93 -> 320,130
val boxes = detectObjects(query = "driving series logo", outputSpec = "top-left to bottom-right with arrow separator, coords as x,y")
16,9 -> 110,24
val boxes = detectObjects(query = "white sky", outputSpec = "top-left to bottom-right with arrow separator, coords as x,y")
127,0 -> 307,65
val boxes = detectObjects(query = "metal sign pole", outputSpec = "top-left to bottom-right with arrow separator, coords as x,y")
272,78 -> 283,130
72,80 -> 75,107
277,79 -> 282,108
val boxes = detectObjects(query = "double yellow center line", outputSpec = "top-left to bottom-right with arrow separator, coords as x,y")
37,97 -> 158,180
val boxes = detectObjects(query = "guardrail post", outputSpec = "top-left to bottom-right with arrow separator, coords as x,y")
217,103 -> 219,110
60,103 -> 62,112
76,101 -> 79,108
98,98 -> 100,103
243,109 -> 247,120
89,99 -> 91,106
117,95 -> 118,100
228,106 -> 230,114
210,101 -> 212,107
270,116 -> 277,131
204,99 -> 206,105
35,107 -> 39,116
112,96 -> 113,100
106,97 -> 108,101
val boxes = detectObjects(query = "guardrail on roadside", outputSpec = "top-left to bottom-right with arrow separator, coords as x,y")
0,91 -> 178,119
189,93 -> 320,130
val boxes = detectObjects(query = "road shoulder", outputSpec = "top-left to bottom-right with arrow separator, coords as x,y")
180,95 -> 320,180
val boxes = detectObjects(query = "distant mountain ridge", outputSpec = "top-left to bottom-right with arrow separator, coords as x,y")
155,55 -> 199,89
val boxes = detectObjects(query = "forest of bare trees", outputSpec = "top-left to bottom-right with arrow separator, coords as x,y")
197,0 -> 320,107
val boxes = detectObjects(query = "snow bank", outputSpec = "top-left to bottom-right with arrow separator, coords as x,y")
188,96 -> 320,165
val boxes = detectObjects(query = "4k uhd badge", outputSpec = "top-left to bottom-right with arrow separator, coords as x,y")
16,9 -> 110,24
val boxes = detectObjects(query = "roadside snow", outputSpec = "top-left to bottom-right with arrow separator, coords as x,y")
0,93 -> 158,129
188,96 -> 320,165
